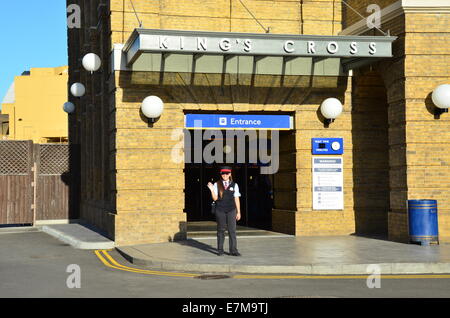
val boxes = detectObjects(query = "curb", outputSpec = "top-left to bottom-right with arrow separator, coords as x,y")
116,246 -> 450,275
42,225 -> 115,250
0,226 -> 40,235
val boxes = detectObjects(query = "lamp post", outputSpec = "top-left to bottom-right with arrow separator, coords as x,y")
141,96 -> 164,124
320,98 -> 343,127
432,84 -> 450,118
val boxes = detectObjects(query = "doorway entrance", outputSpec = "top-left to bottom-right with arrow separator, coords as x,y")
184,130 -> 274,231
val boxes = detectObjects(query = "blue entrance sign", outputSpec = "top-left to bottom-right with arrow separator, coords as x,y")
185,114 -> 293,130
312,138 -> 344,155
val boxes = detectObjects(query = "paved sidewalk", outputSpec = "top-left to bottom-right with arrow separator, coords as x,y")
41,223 -> 115,250
117,235 -> 450,275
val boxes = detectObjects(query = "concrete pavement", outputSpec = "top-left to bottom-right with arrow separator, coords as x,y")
117,234 -> 450,275
41,223 -> 115,250
8,222 -> 450,275
4,231 -> 450,298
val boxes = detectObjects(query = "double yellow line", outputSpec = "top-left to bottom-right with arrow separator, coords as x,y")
94,249 -> 199,278
94,250 -> 450,280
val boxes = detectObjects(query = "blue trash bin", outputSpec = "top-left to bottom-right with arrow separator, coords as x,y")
408,199 -> 439,246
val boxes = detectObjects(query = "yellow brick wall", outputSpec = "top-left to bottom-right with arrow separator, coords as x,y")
361,11 -> 450,243
115,68 -> 360,244
110,0 -> 350,245
112,73 -> 186,245
291,98 -> 357,236
69,0 -> 450,245
402,13 -> 450,242
343,0 -> 397,28
111,0 -> 342,45
351,69 -> 390,236
350,12 -> 405,243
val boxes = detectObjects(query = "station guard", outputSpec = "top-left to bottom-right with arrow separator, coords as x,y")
207,166 -> 242,256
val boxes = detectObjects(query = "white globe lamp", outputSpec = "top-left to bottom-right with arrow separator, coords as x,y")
223,145 -> 232,154
63,102 -> 75,114
141,96 -> 164,123
82,53 -> 101,73
320,98 -> 343,125
432,84 -> 450,112
70,83 -> 86,97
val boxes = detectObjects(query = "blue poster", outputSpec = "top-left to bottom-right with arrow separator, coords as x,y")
185,114 -> 293,130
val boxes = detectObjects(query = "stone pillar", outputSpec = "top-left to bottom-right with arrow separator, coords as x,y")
377,9 -> 450,243
272,130 -> 297,235
401,12 -> 450,242
292,85 -> 356,236
113,72 -> 186,246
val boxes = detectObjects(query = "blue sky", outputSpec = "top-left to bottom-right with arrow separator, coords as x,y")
0,1 -> 68,109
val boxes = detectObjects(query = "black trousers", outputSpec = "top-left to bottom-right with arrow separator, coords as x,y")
216,208 -> 238,253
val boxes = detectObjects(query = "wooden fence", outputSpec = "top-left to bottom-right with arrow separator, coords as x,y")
0,141 -> 34,224
0,141 -> 77,225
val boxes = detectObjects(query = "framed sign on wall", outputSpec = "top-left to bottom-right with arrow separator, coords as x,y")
312,157 -> 344,210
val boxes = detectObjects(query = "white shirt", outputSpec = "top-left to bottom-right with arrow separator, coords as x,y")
213,181 -> 241,198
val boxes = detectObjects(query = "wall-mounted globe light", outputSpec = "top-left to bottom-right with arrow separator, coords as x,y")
63,102 -> 75,114
70,83 -> 86,97
320,98 -> 343,127
432,84 -> 450,118
141,96 -> 164,123
223,145 -> 232,154
82,53 -> 101,73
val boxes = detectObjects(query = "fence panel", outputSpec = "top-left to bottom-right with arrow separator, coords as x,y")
36,144 -> 70,221
0,141 -> 33,224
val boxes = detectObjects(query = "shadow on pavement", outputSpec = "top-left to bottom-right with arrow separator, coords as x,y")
175,239 -> 219,256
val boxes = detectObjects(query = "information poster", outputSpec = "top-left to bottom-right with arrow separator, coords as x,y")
312,157 -> 344,210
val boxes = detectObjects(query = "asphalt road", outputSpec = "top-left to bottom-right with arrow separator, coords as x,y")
1,231 -> 450,298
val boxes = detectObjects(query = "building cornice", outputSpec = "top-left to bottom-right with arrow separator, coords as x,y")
339,0 -> 450,36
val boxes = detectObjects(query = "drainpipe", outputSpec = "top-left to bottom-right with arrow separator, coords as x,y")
300,0 -> 304,34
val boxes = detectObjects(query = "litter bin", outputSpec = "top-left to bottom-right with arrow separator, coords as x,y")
408,199 -> 439,246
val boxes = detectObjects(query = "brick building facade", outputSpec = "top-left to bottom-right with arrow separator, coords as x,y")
67,0 -> 450,246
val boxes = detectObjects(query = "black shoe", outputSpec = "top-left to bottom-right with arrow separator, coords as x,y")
217,250 -> 224,256
230,251 -> 241,256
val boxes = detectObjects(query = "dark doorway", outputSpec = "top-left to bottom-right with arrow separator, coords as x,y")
351,67 -> 390,237
184,130 -> 274,230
